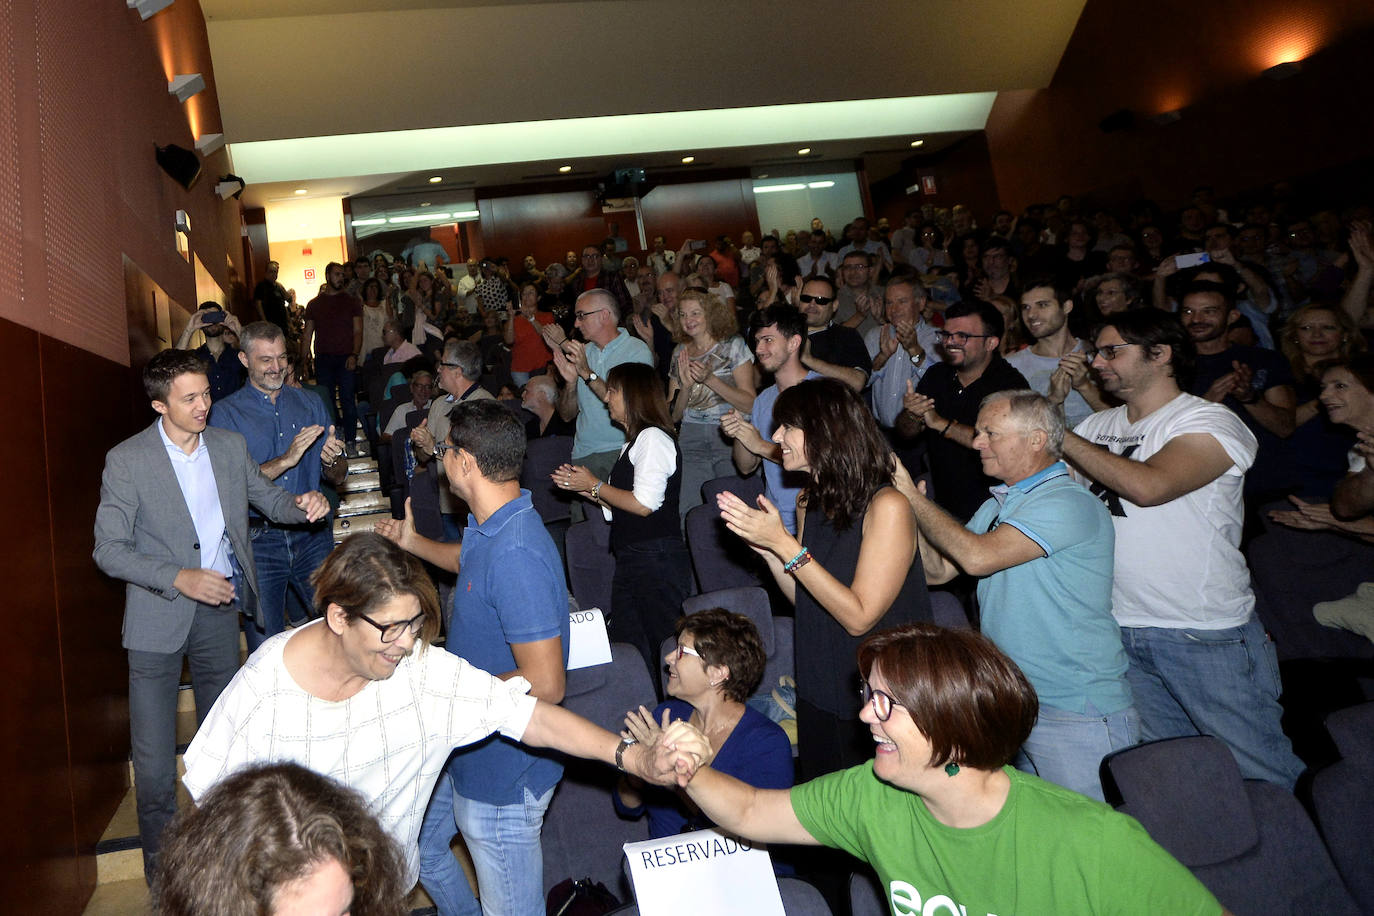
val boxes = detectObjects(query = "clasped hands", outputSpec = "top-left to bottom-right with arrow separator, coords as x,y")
624,707 -> 714,787
552,462 -> 598,496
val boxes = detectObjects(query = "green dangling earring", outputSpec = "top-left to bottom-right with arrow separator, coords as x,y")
944,762 -> 960,777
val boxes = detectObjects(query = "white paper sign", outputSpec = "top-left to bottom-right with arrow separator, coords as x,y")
567,607 -> 612,670
624,828 -> 783,915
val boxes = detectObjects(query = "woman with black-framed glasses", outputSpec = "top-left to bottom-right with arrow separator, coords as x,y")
659,623 -> 1229,915
612,609 -> 792,842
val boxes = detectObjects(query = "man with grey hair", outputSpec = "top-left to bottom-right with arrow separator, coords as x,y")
550,289 -> 653,518
209,320 -> 347,652
410,338 -> 493,540
901,389 -> 1135,801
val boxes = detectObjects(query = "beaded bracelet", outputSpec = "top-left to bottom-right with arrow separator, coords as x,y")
784,547 -> 813,574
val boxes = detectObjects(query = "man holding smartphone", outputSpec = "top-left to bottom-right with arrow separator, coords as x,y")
175,301 -> 245,402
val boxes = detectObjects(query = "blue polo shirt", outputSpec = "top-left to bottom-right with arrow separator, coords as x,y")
447,491 -> 570,804
209,383 -> 331,505
573,329 -> 653,459
751,371 -> 822,533
967,462 -> 1130,715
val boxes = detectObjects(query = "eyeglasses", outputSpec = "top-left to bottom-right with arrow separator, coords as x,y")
1088,343 -> 1139,361
574,308 -> 608,321
433,443 -> 455,460
439,361 -> 462,370
798,294 -> 835,305
860,681 -> 901,722
356,610 -> 426,643
934,330 -> 992,345
673,643 -> 702,662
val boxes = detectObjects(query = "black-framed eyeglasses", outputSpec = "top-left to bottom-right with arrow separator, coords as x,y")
934,330 -> 991,344
439,361 -> 462,370
1088,343 -> 1139,361
574,308 -> 608,321
799,294 -> 835,305
356,610 -> 426,643
860,681 -> 901,722
433,443 -> 455,460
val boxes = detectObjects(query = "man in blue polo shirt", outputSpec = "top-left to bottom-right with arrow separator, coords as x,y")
904,389 -> 1135,801
378,399 -> 569,916
209,321 -> 348,652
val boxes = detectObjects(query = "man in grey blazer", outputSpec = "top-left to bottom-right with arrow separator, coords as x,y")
93,348 -> 328,880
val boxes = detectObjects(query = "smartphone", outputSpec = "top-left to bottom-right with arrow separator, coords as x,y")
689,239 -> 708,252
1174,252 -> 1210,269
201,309 -> 226,324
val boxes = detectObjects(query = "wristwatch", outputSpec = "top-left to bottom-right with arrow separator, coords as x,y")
584,370 -> 599,383
909,352 -> 926,368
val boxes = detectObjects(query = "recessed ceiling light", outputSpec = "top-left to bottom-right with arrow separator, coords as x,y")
293,188 -> 308,195
558,165 -> 572,173
910,139 -> 925,148
420,202 -> 431,207
428,176 -> 442,183
681,156 -> 695,164
797,147 -> 811,156
758,174 -> 769,179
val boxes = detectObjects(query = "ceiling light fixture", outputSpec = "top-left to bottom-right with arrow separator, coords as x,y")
754,183 -> 807,194
293,188 -> 308,195
558,165 -> 572,173
168,73 -> 205,103
807,181 -> 835,189
351,217 -> 387,227
910,139 -> 925,148
195,133 -> 225,155
127,0 -> 175,20
681,156 -> 695,164
797,147 -> 811,156
428,176 -> 442,183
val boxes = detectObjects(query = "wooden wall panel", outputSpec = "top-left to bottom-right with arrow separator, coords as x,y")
639,178 -> 758,253
870,135 -> 1004,231
478,190 -> 608,268
0,319 -> 81,913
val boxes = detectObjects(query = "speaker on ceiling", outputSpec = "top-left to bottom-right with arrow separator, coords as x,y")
156,143 -> 202,190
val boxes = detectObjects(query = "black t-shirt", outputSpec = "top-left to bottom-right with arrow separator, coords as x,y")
253,280 -> 290,334
915,355 -> 1029,521
807,323 -> 872,376
1191,345 -> 1295,496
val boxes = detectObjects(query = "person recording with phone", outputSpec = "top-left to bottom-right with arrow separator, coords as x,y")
176,301 -> 246,402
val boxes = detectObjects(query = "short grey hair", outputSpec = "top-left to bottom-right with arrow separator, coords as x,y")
980,389 -> 1064,458
577,288 -> 619,323
442,339 -> 483,380
239,320 -> 284,353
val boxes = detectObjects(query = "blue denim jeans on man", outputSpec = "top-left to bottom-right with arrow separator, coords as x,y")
1119,616 -> 1304,789
1016,702 -> 1139,801
244,523 -> 333,654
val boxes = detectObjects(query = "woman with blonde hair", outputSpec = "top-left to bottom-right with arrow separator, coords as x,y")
667,287 -> 755,523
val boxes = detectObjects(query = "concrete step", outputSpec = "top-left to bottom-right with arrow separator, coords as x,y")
338,470 -> 381,493
337,489 -> 389,517
334,510 -> 394,542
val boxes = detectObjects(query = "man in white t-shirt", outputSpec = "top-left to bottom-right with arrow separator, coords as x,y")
1064,310 -> 1304,788
1009,277 -> 1107,429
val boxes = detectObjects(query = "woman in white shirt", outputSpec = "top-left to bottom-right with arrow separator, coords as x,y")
556,362 -> 692,687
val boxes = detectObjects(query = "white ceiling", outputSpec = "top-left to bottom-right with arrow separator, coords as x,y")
201,0 -> 1088,206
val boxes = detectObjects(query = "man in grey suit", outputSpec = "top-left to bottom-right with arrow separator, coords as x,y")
93,348 -> 328,880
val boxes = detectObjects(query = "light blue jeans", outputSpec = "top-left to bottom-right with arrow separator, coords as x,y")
418,771 -> 554,916
1016,701 -> 1138,801
1119,617 -> 1304,789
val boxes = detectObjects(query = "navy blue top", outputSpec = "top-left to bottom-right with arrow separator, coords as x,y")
615,698 -> 793,837
446,492 -> 571,804
209,383 -> 331,515
197,343 -> 245,404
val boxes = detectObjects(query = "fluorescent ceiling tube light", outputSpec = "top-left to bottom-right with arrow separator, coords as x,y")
452,210 -> 479,219
389,213 -> 451,223
195,133 -> 225,155
168,73 -> 205,103
807,181 -> 836,189
753,184 -> 807,194
351,218 -> 387,226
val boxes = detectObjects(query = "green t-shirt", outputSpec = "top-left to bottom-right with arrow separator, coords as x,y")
791,764 -> 1221,916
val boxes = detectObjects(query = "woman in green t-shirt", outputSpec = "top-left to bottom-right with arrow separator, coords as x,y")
661,623 -> 1229,916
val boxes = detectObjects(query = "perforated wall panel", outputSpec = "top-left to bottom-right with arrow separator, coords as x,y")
35,1 -> 124,363
0,0 -> 23,321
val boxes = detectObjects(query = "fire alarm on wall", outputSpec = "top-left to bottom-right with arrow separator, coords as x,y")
304,267 -> 316,281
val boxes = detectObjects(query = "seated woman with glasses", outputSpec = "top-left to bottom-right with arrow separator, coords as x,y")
182,533 -> 691,894
613,609 -> 792,840
717,378 -> 931,778
555,362 -> 694,684
153,761 -> 409,916
660,623 -> 1230,916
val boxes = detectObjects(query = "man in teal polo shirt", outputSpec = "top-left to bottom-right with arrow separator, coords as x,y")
903,389 -> 1136,800
551,288 -> 653,520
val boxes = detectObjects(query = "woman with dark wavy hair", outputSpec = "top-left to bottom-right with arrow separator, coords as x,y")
717,377 -> 931,776
153,761 -> 408,916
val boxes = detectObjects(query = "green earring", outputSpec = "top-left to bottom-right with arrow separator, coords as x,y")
944,762 -> 960,777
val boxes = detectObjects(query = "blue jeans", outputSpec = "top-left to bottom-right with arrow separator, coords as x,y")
244,523 -> 333,654
1016,701 -> 1138,801
419,772 -> 554,916
1120,617 -> 1304,789
314,352 -> 358,445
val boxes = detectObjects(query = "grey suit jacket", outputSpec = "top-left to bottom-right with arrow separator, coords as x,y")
93,420 -> 309,653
